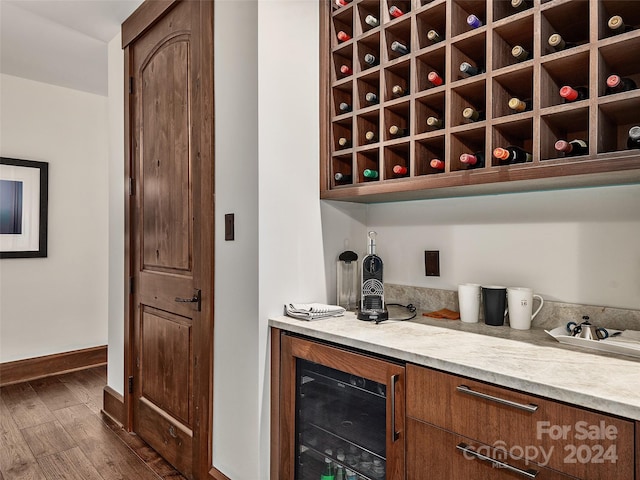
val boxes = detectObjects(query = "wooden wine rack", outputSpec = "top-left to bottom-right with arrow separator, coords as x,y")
320,0 -> 640,202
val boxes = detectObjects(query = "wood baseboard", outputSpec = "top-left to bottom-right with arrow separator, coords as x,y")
102,385 -> 126,427
0,345 -> 107,387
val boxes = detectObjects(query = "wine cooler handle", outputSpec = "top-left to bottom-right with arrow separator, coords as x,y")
391,374 -> 400,442
456,443 -> 539,478
456,385 -> 539,412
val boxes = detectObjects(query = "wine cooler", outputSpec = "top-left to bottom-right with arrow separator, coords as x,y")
277,334 -> 405,480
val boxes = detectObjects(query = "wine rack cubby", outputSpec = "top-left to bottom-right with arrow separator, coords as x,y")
322,0 -> 640,202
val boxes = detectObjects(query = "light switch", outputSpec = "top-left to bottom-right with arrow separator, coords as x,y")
425,250 -> 440,276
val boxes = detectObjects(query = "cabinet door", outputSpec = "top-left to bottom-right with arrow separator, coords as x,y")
279,334 -> 405,480
407,419 -> 577,480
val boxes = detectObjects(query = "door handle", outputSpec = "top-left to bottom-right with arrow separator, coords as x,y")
175,289 -> 201,311
390,374 -> 400,442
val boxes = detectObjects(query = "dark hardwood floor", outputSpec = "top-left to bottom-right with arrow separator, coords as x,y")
0,366 -> 187,480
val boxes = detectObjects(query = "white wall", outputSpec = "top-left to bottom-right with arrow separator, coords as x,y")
106,34 -> 125,394
368,185 -> 640,310
0,74 -> 109,362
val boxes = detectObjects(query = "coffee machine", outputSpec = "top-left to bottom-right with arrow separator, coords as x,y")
357,231 -> 388,322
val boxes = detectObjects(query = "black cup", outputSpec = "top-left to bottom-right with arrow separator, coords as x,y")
482,286 -> 507,326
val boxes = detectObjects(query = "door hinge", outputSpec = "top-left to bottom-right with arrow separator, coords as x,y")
129,177 -> 135,196
129,76 -> 134,94
128,376 -> 134,394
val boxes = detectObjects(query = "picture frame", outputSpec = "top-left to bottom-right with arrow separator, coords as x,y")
0,157 -> 49,258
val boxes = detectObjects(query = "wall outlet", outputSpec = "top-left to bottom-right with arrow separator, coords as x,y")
425,250 -> 440,276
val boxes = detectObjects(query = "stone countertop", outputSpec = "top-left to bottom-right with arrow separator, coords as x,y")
269,308 -> 640,421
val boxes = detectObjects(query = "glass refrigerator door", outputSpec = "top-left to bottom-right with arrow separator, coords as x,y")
295,358 -> 387,480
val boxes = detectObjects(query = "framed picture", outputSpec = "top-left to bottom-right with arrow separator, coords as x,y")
0,157 -> 49,258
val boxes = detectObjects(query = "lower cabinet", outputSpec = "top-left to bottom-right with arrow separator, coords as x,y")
406,364 -> 635,480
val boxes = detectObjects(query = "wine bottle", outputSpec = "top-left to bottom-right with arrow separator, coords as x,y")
608,15 -> 635,35
427,29 -> 443,43
392,84 -> 406,97
560,85 -> 589,102
548,33 -> 577,51
467,14 -> 483,29
511,0 -> 532,11
508,97 -> 532,113
337,31 -> 351,42
365,14 -> 379,28
335,465 -> 345,480
511,45 -> 531,62
427,71 -> 444,87
365,131 -> 377,143
363,168 -> 379,179
628,126 -> 640,149
365,92 -> 378,104
430,158 -> 445,170
334,172 -> 352,182
337,137 -> 351,148
391,41 -> 409,56
605,75 -> 637,95
335,0 -> 351,7
555,139 -> 588,157
340,65 -> 352,76
392,164 -> 408,175
321,456 -> 335,480
338,102 -> 351,113
460,61 -> 484,77
493,146 -> 533,164
426,116 -> 443,128
345,469 -> 357,480
460,151 -> 485,169
463,107 -> 485,122
364,53 -> 378,66
389,5 -> 404,18
389,125 -> 407,137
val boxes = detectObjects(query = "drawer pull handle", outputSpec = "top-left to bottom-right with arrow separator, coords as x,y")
390,374 -> 400,442
456,385 -> 538,412
456,443 -> 539,478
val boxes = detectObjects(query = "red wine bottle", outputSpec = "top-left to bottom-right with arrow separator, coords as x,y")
493,146 -> 533,164
427,29 -> 443,43
389,125 -> 408,137
427,71 -> 444,86
555,139 -> 588,157
627,126 -> 640,149
511,45 -> 531,62
392,165 -> 408,175
608,15 -> 635,35
511,0 -> 532,12
391,41 -> 409,56
389,5 -> 404,18
338,102 -> 351,113
363,169 -> 379,179
467,14 -> 483,29
508,97 -> 532,113
605,75 -> 637,95
335,0 -> 351,6
365,92 -> 378,104
459,61 -> 484,77
334,172 -> 352,182
460,151 -> 485,169
337,31 -> 351,42
548,33 -> 577,51
340,65 -> 352,76
338,137 -> 351,148
430,158 -> 445,170
463,107 -> 485,122
364,53 -> 378,66
426,116 -> 443,129
560,85 -> 589,102
364,131 -> 377,143
391,84 -> 406,97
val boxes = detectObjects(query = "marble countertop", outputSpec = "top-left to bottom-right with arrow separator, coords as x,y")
269,308 -> 640,421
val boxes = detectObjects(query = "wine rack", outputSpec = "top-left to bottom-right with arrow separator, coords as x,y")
320,0 -> 640,202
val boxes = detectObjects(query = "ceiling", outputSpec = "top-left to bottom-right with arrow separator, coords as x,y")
0,0 -> 144,96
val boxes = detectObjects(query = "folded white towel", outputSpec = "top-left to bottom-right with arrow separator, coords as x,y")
284,303 -> 346,321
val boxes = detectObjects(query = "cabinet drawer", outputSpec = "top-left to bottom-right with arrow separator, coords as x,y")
406,365 -> 634,480
407,418 -> 576,480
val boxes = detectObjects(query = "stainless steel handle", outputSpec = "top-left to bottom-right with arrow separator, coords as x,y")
456,443 -> 539,478
390,374 -> 399,442
456,385 -> 538,413
175,289 -> 201,311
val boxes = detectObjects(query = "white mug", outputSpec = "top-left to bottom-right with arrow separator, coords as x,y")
458,283 -> 481,323
507,287 -> 544,330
